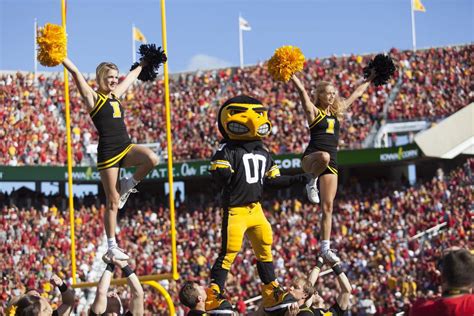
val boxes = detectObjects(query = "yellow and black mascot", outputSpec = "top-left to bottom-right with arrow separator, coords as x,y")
206,95 -> 311,314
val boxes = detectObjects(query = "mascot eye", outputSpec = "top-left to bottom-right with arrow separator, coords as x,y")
253,107 -> 267,116
230,109 -> 245,115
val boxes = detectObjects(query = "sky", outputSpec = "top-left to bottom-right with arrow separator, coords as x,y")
0,0 -> 472,74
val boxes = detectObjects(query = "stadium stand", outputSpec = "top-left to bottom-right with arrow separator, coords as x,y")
1,44 -> 471,166
1,159 -> 471,315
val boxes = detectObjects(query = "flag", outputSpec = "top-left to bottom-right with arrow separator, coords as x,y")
413,0 -> 426,12
239,16 -> 251,31
133,27 -> 147,43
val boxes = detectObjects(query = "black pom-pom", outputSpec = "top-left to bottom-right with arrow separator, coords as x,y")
130,44 -> 167,82
130,61 -> 157,81
363,54 -> 396,86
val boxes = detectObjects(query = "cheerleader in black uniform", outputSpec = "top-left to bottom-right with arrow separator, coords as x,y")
290,71 -> 374,263
62,57 -> 159,260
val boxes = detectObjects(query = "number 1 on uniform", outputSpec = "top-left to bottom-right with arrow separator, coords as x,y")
326,118 -> 335,134
110,101 -> 122,118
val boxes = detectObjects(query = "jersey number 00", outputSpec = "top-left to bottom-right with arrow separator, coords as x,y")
242,153 -> 267,184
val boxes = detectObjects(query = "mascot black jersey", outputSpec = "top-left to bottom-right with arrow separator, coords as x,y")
210,140 -> 279,208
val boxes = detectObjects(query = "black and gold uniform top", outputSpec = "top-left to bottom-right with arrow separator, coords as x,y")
89,92 -> 132,166
297,302 -> 346,316
89,92 -> 131,146
210,140 -> 280,208
188,310 -> 208,316
305,109 -> 340,155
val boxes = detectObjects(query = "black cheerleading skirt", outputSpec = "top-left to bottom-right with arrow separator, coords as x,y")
96,137 -> 134,170
302,145 -> 338,175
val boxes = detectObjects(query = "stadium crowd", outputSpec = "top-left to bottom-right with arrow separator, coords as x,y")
388,46 -> 472,120
1,159 -> 471,315
1,45 -> 472,166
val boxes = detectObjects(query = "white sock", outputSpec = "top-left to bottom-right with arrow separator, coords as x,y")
130,176 -> 139,186
321,240 -> 330,253
312,177 -> 318,187
107,238 -> 117,249
122,176 -> 139,192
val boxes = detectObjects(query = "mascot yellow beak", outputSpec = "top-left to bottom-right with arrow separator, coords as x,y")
218,95 -> 272,141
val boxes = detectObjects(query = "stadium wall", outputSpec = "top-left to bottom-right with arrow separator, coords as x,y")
0,144 -> 421,182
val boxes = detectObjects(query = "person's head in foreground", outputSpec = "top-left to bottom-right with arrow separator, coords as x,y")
289,277 -> 327,308
102,290 -> 123,316
179,281 -> 208,311
13,294 -> 53,316
440,247 -> 474,293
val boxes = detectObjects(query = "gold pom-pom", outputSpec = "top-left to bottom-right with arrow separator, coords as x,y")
37,23 -> 67,67
267,45 -> 305,82
7,304 -> 18,316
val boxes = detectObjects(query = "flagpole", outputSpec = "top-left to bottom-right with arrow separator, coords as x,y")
410,0 -> 417,51
34,18 -> 38,86
239,14 -> 244,68
132,24 -> 136,63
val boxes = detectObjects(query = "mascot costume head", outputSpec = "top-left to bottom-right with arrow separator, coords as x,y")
217,95 -> 272,141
